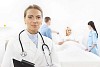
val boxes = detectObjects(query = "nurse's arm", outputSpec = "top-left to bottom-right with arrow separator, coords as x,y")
88,44 -> 96,52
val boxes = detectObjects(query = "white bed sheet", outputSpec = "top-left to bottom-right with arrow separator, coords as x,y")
56,41 -> 100,67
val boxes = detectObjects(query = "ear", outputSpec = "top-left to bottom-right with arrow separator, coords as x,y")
24,19 -> 26,24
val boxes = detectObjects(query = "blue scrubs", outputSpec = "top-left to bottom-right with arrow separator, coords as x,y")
40,24 -> 52,39
88,30 -> 99,55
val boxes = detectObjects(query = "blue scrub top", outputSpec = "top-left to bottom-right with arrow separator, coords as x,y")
40,24 -> 52,39
88,30 -> 99,55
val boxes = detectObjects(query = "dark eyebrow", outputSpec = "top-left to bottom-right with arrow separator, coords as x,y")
28,15 -> 33,17
28,15 -> 41,17
36,15 -> 42,17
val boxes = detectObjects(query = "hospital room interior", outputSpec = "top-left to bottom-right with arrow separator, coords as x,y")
0,0 -> 100,67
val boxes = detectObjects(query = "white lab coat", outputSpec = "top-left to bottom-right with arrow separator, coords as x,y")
1,30 -> 60,67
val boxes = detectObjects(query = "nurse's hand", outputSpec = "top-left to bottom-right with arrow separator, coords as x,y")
85,48 -> 88,51
85,49 -> 91,52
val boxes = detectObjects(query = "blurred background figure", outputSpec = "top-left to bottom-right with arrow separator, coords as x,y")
65,27 -> 78,42
40,17 -> 59,39
85,21 -> 99,56
58,27 -> 79,45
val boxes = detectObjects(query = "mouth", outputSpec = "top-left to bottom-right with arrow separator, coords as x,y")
31,25 -> 38,28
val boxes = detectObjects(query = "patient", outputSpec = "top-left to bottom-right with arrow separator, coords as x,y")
58,27 -> 79,45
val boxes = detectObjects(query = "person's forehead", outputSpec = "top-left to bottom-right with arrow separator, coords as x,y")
67,28 -> 71,30
26,9 -> 42,15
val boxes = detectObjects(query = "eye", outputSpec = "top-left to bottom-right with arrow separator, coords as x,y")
36,15 -> 42,19
37,16 -> 41,19
28,16 -> 32,19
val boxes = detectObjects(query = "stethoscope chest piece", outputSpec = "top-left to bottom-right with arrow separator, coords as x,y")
20,51 -> 27,57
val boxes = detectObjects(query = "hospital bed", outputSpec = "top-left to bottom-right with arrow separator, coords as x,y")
55,41 -> 100,67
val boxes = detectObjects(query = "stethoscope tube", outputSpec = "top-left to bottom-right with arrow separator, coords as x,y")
39,32 -> 53,66
19,29 -> 25,52
19,30 -> 27,57
19,30 -> 53,66
38,32 -> 50,51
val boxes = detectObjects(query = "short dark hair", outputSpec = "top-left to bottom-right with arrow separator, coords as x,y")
45,17 -> 51,23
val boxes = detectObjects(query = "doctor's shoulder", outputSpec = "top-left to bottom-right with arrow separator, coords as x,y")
42,36 -> 54,47
42,35 -> 53,43
1,35 -> 20,67
5,34 -> 19,49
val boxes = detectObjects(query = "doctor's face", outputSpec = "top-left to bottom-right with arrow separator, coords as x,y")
24,8 -> 42,34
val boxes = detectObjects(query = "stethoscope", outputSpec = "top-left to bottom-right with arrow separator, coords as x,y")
19,30 -> 53,67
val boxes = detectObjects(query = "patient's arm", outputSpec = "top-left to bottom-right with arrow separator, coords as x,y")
58,41 -> 64,45
58,40 -> 79,45
58,38 -> 79,45
65,39 -> 79,43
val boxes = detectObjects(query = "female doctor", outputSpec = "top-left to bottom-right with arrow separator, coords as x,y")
1,4 -> 60,67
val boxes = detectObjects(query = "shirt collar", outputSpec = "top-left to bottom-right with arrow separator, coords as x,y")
26,30 -> 38,38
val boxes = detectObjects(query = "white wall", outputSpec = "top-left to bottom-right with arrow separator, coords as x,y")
0,0 -> 100,64
0,0 -> 100,45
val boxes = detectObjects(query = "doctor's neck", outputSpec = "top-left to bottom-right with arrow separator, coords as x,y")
27,29 -> 38,34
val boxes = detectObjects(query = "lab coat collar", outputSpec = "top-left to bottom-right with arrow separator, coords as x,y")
26,30 -> 38,37
21,30 -> 43,48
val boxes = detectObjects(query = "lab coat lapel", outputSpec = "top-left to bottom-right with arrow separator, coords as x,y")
32,33 -> 43,62
21,31 -> 43,63
38,33 -> 43,49
21,31 -> 38,58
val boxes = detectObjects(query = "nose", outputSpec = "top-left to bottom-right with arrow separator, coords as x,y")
32,18 -> 37,23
